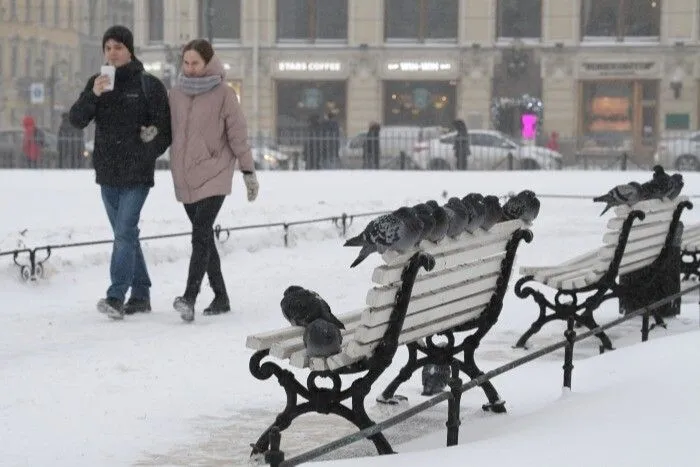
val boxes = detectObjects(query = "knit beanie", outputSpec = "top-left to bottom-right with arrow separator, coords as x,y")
102,25 -> 135,57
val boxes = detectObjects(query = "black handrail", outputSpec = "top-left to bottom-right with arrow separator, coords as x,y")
275,283 -> 700,467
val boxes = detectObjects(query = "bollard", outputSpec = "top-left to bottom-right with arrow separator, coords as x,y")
399,151 -> 407,170
507,152 -> 513,170
621,152 -> 628,171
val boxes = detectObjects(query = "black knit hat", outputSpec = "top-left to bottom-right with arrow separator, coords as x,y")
102,25 -> 135,57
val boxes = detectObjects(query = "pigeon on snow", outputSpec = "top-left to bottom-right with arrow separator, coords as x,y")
424,200 -> 450,243
421,363 -> 451,396
304,318 -> 343,358
592,182 -> 643,216
460,193 -> 486,233
281,285 -> 345,329
481,195 -> 503,231
343,206 -> 423,268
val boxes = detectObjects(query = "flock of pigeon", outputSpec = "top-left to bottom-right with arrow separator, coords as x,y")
593,165 -> 684,216
343,190 -> 541,268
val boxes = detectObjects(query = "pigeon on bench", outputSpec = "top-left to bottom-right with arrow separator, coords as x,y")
443,197 -> 470,238
592,182 -> 643,216
461,193 -> 486,233
502,190 -> 540,223
304,318 -> 343,358
412,203 -> 437,245
424,200 -> 450,243
640,165 -> 677,200
481,195 -> 504,231
281,285 -> 345,329
343,206 -> 424,268
666,173 -> 684,200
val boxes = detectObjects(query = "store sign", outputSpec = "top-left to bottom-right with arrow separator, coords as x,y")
386,61 -> 453,72
277,61 -> 342,72
580,61 -> 657,77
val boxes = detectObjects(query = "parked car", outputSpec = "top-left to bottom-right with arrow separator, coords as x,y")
411,129 -> 563,170
252,145 -> 292,170
654,131 -> 700,171
340,125 -> 446,168
0,127 -> 59,168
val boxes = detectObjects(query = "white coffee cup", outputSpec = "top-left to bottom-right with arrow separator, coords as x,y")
100,65 -> 116,92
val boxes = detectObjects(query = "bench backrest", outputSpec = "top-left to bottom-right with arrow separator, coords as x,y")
681,222 -> 700,252
598,197 -> 687,276
342,219 -> 528,361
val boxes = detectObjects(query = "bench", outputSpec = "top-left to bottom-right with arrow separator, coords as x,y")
681,222 -> 700,280
514,196 -> 692,351
245,218 -> 533,456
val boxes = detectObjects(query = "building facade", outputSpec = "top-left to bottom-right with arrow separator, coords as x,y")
135,0 -> 698,155
0,0 -> 133,130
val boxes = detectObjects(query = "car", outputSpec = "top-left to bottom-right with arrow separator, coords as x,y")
411,129 -> 563,170
252,145 -> 293,170
339,125 -> 446,169
654,131 -> 700,171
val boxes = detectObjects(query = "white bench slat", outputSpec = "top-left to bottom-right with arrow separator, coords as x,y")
346,306 -> 485,359
362,275 -> 497,328
269,322 -> 362,359
366,260 -> 500,308
682,223 -> 700,250
246,309 -> 364,351
520,248 -> 601,276
324,351 -> 364,371
371,239 -> 508,286
613,197 -> 686,216
602,221 -> 674,245
289,349 -> 309,369
607,209 -> 675,231
354,292 -> 492,345
381,219 -> 525,266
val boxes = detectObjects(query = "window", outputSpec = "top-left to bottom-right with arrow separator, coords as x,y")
276,0 -> 347,42
148,0 -> 164,43
385,0 -> 458,42
199,0 -> 241,41
11,42 -> 18,76
497,0 -> 541,39
39,0 -> 45,24
383,81 -> 456,126
25,0 -> 31,22
10,0 -> 17,20
67,1 -> 73,29
581,0 -> 661,40
275,80 -> 346,142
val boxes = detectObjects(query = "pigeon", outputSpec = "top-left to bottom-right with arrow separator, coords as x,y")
343,206 -> 423,268
666,173 -> 684,200
421,363 -> 451,396
412,203 -> 436,245
502,190 -> 540,223
640,165 -> 673,200
460,193 -> 486,233
303,318 -> 343,358
424,200 -> 450,243
481,195 -> 503,231
592,182 -> 643,216
443,197 -> 470,238
281,285 -> 345,329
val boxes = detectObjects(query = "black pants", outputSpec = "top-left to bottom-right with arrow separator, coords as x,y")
183,195 -> 226,301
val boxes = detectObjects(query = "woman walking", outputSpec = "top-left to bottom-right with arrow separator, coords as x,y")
168,39 -> 259,322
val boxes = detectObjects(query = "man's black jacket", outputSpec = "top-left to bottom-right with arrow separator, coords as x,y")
69,59 -> 171,187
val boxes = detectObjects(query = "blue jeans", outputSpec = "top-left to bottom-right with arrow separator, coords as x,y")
100,185 -> 151,302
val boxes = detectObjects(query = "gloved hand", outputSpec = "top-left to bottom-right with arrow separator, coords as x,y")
243,172 -> 259,202
140,125 -> 158,143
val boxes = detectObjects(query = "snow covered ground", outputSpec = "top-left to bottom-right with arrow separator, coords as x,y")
1,169 -> 699,467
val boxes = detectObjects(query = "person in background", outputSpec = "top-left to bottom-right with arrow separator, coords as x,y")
453,119 -> 470,170
69,25 -> 172,320
321,112 -> 340,169
546,131 -> 560,152
57,112 -> 84,168
363,122 -> 380,169
22,115 -> 41,168
168,38 -> 259,323
304,114 -> 321,170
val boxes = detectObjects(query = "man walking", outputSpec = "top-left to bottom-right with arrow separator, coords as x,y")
69,25 -> 172,320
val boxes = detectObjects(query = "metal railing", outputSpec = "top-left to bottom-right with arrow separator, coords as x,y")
262,283 -> 700,466
4,130 -> 699,171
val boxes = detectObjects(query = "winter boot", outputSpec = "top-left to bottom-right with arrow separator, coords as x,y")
173,296 -> 195,322
97,297 -> 124,321
123,298 -> 151,315
202,295 -> 230,315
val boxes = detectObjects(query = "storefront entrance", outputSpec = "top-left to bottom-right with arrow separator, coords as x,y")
579,80 -> 658,160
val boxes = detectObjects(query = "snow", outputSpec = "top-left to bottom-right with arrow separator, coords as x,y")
1,169 -> 699,467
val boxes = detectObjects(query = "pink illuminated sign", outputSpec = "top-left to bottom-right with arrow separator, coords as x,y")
521,114 -> 537,139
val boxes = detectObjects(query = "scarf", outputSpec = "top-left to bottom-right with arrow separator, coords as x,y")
178,74 -> 222,96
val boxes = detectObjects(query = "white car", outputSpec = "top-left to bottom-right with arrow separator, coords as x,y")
252,145 -> 291,170
654,131 -> 700,171
412,129 -> 563,170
